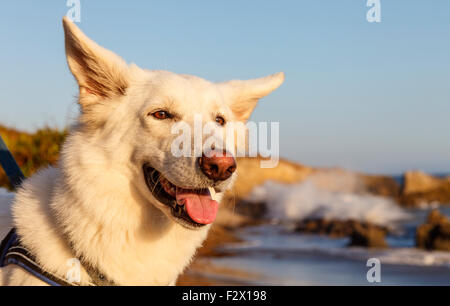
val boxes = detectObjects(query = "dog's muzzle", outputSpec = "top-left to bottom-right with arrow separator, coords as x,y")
143,164 -> 220,229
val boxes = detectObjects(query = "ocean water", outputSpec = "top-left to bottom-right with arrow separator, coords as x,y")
209,173 -> 450,286
210,224 -> 450,285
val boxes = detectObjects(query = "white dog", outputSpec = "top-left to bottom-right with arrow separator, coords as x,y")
0,17 -> 284,286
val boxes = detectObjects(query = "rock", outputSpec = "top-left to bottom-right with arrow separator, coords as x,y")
401,171 -> 450,206
360,174 -> 401,199
294,219 -> 388,248
349,222 -> 388,248
295,219 -> 354,237
416,209 -> 450,251
234,200 -> 267,220
403,171 -> 444,195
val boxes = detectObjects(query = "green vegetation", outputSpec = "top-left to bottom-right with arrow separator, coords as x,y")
0,125 -> 67,190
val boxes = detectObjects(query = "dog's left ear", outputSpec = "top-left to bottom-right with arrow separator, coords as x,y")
62,17 -> 130,109
219,72 -> 285,122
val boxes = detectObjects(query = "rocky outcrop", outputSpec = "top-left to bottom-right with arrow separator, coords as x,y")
233,200 -> 267,220
403,171 -> 445,194
360,174 -> 400,199
229,157 -> 314,199
401,171 -> 450,206
416,210 -> 450,251
294,219 -> 388,248
295,219 -> 356,237
348,222 -> 388,248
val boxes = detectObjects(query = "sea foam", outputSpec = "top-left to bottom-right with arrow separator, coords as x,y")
246,170 -> 410,226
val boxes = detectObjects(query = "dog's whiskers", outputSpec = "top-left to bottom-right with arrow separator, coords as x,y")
151,171 -> 163,195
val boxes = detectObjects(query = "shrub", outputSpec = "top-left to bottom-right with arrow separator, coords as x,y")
0,125 -> 67,190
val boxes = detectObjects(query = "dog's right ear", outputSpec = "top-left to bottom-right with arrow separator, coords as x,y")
62,17 -> 130,109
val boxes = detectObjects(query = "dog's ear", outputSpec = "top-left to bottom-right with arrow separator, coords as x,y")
62,17 -> 130,109
219,72 -> 285,122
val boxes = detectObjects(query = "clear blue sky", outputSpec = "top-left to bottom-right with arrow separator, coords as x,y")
0,1 -> 449,174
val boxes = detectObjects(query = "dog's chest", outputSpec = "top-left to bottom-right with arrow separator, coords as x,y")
104,226 -> 210,285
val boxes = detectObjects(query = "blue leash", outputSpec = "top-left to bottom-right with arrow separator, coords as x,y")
0,135 -> 25,190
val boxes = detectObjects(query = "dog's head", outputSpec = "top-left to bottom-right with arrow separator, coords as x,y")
62,17 -> 284,230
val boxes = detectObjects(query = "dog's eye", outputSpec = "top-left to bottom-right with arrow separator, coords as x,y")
151,111 -> 172,120
215,116 -> 226,126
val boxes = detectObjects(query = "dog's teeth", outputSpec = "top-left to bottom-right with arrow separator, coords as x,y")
208,187 -> 219,201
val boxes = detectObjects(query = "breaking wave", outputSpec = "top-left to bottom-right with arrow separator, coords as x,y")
246,171 -> 410,226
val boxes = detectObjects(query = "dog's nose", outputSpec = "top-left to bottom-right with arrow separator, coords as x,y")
198,150 -> 237,182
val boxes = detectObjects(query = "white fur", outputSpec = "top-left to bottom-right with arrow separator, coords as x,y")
0,17 -> 284,286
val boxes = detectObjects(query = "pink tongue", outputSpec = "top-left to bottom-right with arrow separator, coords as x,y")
176,188 -> 218,224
